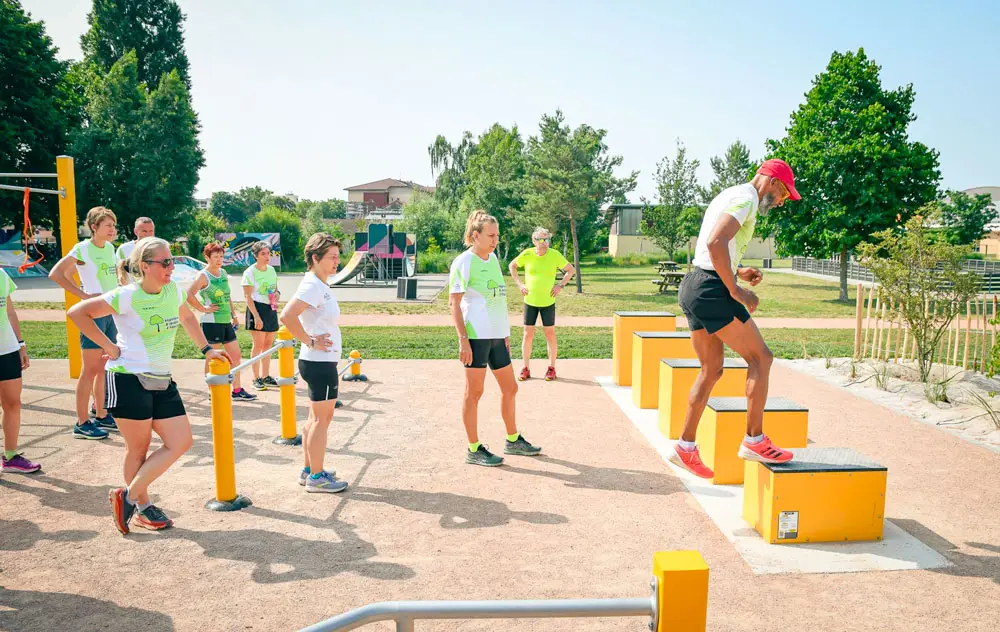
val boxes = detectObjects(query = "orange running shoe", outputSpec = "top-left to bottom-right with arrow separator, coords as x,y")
738,435 -> 793,464
669,444 -> 714,479
518,367 -> 531,381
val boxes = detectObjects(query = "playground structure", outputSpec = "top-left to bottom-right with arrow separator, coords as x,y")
612,311 -> 887,545
302,550 -> 708,632
330,223 -> 416,286
203,326 -> 366,511
0,156 -> 83,378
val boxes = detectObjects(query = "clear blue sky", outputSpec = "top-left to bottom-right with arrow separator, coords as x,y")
21,0 -> 1000,202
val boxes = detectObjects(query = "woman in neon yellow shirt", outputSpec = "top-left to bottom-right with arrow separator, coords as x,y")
69,237 -> 229,535
508,227 -> 575,382
242,242 -> 280,390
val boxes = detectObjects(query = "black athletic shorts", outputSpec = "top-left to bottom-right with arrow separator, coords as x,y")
678,266 -> 751,335
298,359 -> 339,402
0,350 -> 22,382
246,301 -> 279,333
465,338 -> 512,370
105,371 -> 187,421
524,303 -> 556,327
202,322 -> 237,344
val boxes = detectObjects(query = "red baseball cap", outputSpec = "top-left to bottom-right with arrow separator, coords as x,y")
757,159 -> 801,201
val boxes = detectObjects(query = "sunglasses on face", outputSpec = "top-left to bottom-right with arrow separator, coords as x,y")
536,238 -> 551,244
146,258 -> 175,268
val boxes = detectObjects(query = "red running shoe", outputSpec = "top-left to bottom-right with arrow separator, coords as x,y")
518,367 -> 531,381
544,366 -> 557,381
738,435 -> 794,464
669,444 -> 714,479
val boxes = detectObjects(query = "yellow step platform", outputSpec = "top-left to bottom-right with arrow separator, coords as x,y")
696,397 -> 809,485
743,447 -> 887,544
632,332 -> 695,409
658,359 -> 748,440
613,311 -> 676,386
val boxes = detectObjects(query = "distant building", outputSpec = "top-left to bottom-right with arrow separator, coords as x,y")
603,202 -> 774,258
966,186 -> 1000,256
194,197 -> 210,210
344,178 -> 434,220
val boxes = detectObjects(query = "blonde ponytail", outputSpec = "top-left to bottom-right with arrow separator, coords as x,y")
463,210 -> 498,247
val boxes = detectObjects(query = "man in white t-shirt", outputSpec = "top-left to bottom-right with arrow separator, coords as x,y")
116,217 -> 155,266
673,159 -> 801,479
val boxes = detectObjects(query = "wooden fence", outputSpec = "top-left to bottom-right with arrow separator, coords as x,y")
852,283 -> 998,372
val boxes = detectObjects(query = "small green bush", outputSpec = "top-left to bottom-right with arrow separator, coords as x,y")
418,250 -> 461,273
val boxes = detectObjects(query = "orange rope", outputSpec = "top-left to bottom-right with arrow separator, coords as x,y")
17,187 -> 45,274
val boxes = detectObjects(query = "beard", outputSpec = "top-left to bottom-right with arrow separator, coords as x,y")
758,192 -> 778,216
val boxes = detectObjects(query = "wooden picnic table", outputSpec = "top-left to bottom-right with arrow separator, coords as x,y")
652,262 -> 686,293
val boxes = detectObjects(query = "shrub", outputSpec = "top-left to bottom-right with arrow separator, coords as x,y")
418,250 -> 460,273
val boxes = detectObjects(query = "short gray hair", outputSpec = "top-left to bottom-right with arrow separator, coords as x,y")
532,227 -> 551,240
135,216 -> 154,228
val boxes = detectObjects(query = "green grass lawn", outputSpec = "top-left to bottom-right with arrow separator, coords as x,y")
22,322 -> 855,361
17,256 -> 858,319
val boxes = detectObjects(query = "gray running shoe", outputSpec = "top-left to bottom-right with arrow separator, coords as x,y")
305,471 -> 348,493
299,468 -> 334,485
504,435 -> 542,456
466,444 -> 504,467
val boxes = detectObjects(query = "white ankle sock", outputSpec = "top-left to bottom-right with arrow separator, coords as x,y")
744,434 -> 764,445
678,440 -> 697,452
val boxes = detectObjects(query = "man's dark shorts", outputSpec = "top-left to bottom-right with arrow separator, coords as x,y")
678,267 -> 751,335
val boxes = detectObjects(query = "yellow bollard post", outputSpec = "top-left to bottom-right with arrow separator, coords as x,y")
343,349 -> 367,382
56,156 -> 82,379
274,326 -> 302,446
205,358 -> 251,511
653,551 -> 708,632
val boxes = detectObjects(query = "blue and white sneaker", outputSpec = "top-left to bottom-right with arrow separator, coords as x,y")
298,468 -> 335,485
232,388 -> 258,401
73,420 -> 109,440
94,412 -> 118,433
304,471 -> 348,493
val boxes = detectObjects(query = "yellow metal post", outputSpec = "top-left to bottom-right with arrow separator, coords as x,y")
56,156 -> 82,379
343,349 -> 367,382
653,551 -> 708,632
275,326 -> 302,446
206,358 -> 251,511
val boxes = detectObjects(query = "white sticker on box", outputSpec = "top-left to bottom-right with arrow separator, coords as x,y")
778,511 -> 799,540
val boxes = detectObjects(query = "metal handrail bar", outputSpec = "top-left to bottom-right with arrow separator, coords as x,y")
0,183 -> 61,195
0,172 -> 58,178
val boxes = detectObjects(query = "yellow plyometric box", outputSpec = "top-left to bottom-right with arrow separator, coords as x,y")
743,447 -> 887,544
658,359 -> 748,440
652,551 -> 708,632
613,311 -> 676,386
696,397 -> 809,485
631,332 -> 695,409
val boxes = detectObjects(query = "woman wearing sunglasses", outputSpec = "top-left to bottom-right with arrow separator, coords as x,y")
69,237 -> 230,534
508,227 -> 575,382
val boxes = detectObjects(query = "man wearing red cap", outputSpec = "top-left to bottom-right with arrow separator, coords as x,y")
671,159 -> 801,479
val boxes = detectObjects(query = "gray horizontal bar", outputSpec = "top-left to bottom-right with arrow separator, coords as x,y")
300,597 -> 653,632
0,173 -> 58,178
0,183 -> 61,195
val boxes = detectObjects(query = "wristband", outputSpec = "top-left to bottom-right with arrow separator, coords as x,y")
459,335 -> 469,340
200,344 -> 213,356
18,340 -> 25,348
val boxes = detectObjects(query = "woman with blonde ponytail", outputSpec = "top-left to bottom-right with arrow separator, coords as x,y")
448,210 -> 541,467
69,237 -> 230,535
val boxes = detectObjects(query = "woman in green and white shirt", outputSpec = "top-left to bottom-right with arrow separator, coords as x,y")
186,241 -> 255,401
0,268 -> 40,474
448,210 -> 542,468
241,241 -> 280,390
69,237 -> 229,535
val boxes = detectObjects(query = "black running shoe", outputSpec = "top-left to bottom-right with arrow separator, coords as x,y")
466,444 -> 504,467
263,376 -> 278,387
134,505 -> 173,530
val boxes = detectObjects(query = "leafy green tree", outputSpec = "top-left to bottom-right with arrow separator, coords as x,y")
71,52 -> 203,239
700,140 -> 754,202
238,186 -> 271,216
525,110 -> 637,292
678,205 -> 705,269
429,131 -> 476,212
245,206 -> 302,266
857,214 -> 981,383
462,123 -> 526,259
304,205 -> 325,237
0,0 -> 83,231
933,190 -> 996,246
760,48 -> 941,300
262,193 -> 295,212
398,192 -> 455,249
642,140 -> 700,258
210,191 -> 249,224
81,0 -> 191,88
186,208 -> 225,259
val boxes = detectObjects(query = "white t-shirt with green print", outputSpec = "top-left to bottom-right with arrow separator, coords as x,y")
448,249 -> 510,340
102,281 -> 185,375
0,269 -> 20,355
69,239 -> 119,294
241,265 -> 278,304
692,183 -> 760,273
